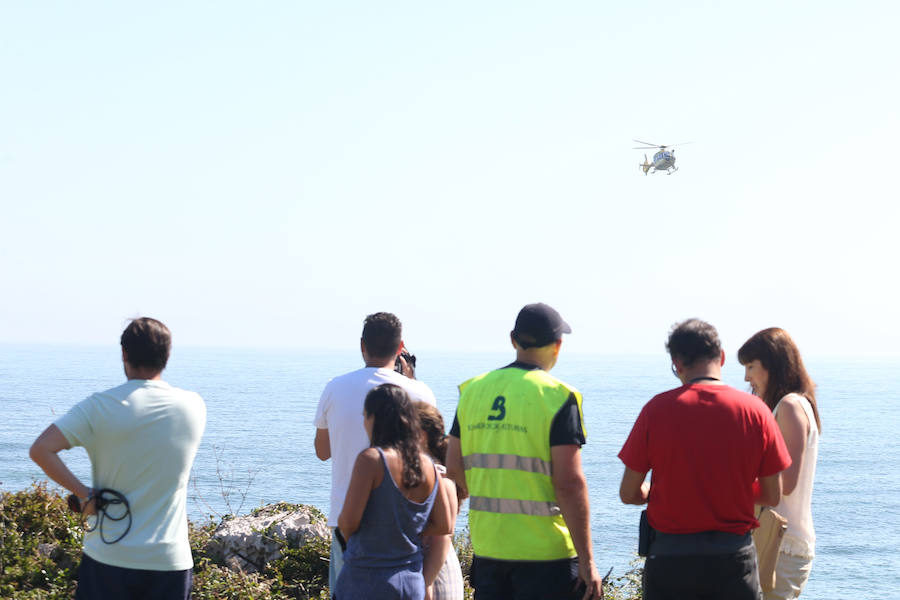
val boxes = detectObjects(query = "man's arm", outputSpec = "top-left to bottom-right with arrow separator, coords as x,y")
619,467 -> 650,505
314,428 -> 331,461
551,444 -> 603,600
29,425 -> 91,499
756,472 -> 782,507
445,435 -> 468,500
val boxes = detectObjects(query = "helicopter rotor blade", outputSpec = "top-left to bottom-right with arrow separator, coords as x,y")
633,139 -> 695,150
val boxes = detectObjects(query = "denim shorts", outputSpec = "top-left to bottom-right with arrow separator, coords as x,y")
334,563 -> 425,600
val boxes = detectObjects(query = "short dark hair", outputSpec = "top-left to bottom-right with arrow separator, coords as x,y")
120,317 -> 171,371
666,318 -> 721,367
361,312 -> 402,359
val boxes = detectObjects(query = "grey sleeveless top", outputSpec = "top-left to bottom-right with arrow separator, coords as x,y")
343,447 -> 439,568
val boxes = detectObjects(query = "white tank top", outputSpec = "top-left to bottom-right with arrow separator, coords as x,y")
773,393 -> 819,557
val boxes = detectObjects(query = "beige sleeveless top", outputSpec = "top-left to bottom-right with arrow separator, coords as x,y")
773,393 -> 819,558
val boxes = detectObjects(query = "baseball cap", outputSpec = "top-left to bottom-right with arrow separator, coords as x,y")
512,303 -> 572,349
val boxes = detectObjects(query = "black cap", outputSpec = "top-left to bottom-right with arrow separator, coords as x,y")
512,303 -> 572,349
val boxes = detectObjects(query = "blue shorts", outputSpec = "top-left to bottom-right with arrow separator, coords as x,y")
76,552 -> 192,600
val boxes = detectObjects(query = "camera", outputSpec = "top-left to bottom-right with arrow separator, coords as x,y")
394,348 -> 417,377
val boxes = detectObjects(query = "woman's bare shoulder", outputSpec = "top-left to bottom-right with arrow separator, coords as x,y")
355,446 -> 382,468
779,393 -> 810,412
776,393 -> 811,429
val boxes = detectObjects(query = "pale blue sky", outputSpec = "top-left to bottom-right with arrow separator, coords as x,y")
2,2 -> 898,357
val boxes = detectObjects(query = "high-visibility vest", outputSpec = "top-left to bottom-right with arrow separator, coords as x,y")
457,365 -> 585,560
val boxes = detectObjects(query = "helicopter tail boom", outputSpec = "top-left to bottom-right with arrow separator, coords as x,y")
640,154 -> 651,175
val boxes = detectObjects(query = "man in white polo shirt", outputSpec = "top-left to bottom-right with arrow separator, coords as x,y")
314,311 -> 437,594
29,317 -> 206,599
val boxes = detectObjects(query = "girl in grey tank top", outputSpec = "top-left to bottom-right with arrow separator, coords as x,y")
334,384 -> 450,600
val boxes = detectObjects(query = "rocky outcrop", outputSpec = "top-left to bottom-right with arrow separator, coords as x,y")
206,502 -> 329,572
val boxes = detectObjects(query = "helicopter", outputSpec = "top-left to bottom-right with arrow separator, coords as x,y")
633,140 -> 691,175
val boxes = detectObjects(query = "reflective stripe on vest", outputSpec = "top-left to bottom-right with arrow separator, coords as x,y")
463,453 -> 552,477
469,495 -> 561,517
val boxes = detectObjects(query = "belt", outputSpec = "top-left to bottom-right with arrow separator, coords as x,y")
650,531 -> 753,556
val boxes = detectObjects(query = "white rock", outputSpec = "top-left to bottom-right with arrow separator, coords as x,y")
207,503 -> 329,573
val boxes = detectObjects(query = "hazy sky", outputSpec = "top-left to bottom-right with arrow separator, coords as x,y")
2,2 -> 898,357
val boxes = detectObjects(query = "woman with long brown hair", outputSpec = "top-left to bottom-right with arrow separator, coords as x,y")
738,328 -> 820,600
335,384 -> 453,600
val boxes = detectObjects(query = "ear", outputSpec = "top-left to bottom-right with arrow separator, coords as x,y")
510,332 -> 518,350
719,349 -> 726,367
396,341 -> 405,357
121,348 -> 128,363
553,338 -> 563,355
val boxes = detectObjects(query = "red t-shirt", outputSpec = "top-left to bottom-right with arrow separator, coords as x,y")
618,383 -> 791,535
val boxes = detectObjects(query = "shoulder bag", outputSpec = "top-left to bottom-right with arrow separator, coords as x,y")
752,506 -> 788,593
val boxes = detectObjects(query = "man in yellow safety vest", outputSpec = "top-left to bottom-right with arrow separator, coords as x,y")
447,303 -> 603,600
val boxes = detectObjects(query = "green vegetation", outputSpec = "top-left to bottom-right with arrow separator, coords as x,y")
0,482 -> 81,599
1,484 -> 329,600
2,483 -> 642,599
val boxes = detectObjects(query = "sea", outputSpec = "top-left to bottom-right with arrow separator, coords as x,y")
1,344 -> 898,598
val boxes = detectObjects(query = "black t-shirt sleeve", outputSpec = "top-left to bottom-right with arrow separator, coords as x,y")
550,392 -> 586,447
450,409 -> 460,438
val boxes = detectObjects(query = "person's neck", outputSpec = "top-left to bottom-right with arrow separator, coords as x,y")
127,368 -> 163,381
680,363 -> 722,385
364,357 -> 395,369
515,352 -> 554,372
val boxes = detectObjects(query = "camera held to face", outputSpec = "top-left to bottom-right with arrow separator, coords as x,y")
394,349 -> 416,377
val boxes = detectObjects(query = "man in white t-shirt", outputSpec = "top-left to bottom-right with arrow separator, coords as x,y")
29,318 -> 206,600
314,311 -> 437,594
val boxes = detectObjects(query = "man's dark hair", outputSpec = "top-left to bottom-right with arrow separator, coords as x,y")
666,318 -> 722,367
361,312 -> 402,359
120,317 -> 171,371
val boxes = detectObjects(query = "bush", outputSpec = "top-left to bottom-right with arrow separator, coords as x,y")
1,482 -> 642,600
604,557 -> 644,600
263,534 -> 330,599
192,558 -> 282,600
0,482 -> 82,599
2,484 -> 332,600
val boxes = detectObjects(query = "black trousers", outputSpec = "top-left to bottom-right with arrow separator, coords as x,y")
643,544 -> 762,600
471,555 -> 580,600
76,552 -> 192,600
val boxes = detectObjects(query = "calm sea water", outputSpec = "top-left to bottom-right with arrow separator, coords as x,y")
2,344 -> 898,598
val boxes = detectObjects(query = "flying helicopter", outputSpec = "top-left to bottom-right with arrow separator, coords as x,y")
633,140 -> 691,175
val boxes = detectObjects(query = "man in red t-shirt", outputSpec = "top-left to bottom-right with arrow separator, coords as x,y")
618,319 -> 791,600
